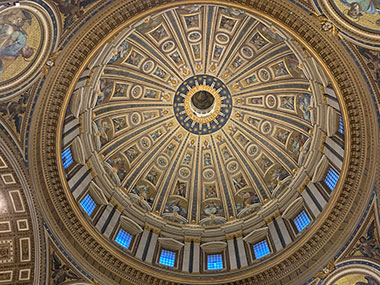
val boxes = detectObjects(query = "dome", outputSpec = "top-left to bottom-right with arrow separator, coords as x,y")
23,0 -> 378,284
59,2 -> 344,280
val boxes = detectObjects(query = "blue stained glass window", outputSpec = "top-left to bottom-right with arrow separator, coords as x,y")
293,210 -> 311,232
339,116 -> 344,134
159,249 -> 176,267
62,148 -> 73,169
207,253 -> 223,270
253,240 -> 270,259
80,194 -> 96,216
115,229 -> 133,249
324,167 -> 339,191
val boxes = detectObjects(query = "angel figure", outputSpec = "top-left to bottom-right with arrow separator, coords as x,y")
355,221 -> 380,260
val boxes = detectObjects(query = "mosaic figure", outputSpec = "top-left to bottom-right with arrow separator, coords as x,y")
192,45 -> 201,59
184,15 -> 199,28
250,98 -> 263,105
125,146 -> 140,162
285,54 -> 304,78
357,46 -> 380,88
274,128 -> 290,145
355,221 -> 380,260
0,92 -> 27,133
219,16 -> 236,31
108,40 -> 129,64
247,117 -> 260,128
236,190 -> 260,213
51,252 -> 80,284
164,199 -> 187,218
96,118 -> 113,146
183,152 -> 192,164
164,143 -> 176,156
258,155 -> 273,173
113,83 -> 128,97
175,181 -> 187,197
107,154 -> 128,181
204,153 -> 212,166
96,79 -> 113,105
205,184 -> 217,198
0,9 -> 34,77
258,24 -> 284,43
178,5 -> 201,14
289,132 -> 308,160
250,33 -> 268,49
222,147 -> 232,160
237,134 -> 249,146
146,168 -> 159,185
150,25 -> 168,42
280,96 -> 295,111
153,67 -> 167,79
126,51 -> 143,66
202,201 -> 224,217
143,112 -> 156,121
297,93 -> 312,121
339,0 -> 380,22
112,117 -> 128,132
231,56 -> 243,70
245,74 -> 258,84
266,166 -> 289,191
131,184 -> 154,206
232,175 -> 247,190
150,129 -> 163,140
272,61 -> 289,77
213,45 -> 223,60
144,89 -> 158,99
242,46 -> 253,58
170,51 -> 183,65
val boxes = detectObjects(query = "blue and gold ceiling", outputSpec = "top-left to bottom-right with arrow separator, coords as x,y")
70,4 -> 322,226
2,0 -> 379,284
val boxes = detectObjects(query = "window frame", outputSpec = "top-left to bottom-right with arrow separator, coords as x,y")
205,252 -> 225,271
252,238 -> 271,260
323,167 -> 339,192
114,228 -> 135,251
291,209 -> 311,234
79,193 -> 98,219
157,248 -> 178,268
62,146 -> 75,172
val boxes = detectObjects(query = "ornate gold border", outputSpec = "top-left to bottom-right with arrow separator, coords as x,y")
184,85 -> 222,124
319,0 -> 380,49
29,0 -> 377,284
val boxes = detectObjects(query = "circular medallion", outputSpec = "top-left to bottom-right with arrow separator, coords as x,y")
188,31 -> 202,43
215,33 -> 230,44
162,40 -> 175,52
130,85 -> 143,99
139,136 -> 151,150
173,75 -> 232,135
0,4 -> 55,95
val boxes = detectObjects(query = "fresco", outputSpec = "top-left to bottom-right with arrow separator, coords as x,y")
106,153 -> 129,181
333,274 -> 380,285
164,198 -> 188,218
352,220 -> 380,259
0,91 -> 28,134
0,8 -> 41,84
235,189 -> 260,213
201,200 -> 224,219
331,0 -> 380,32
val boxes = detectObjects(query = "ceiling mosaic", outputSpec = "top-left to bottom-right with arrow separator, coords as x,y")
54,3 -> 350,280
25,0 -> 379,283
65,4 -> 327,226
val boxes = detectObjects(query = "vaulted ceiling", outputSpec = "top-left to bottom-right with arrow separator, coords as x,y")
0,0 -> 379,284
